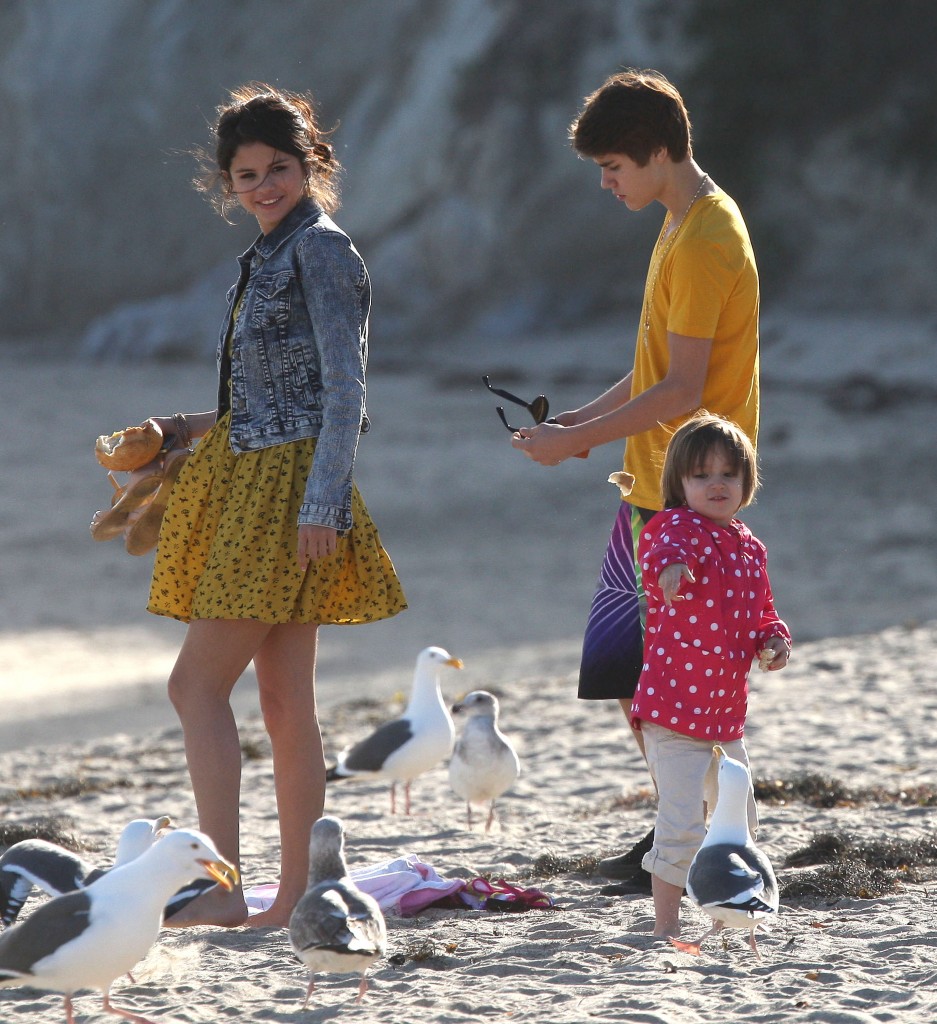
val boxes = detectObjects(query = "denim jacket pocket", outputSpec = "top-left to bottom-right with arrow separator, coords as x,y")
287,344 -> 322,403
250,271 -> 292,327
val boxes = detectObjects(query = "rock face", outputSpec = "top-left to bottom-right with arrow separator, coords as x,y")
1,0 -> 934,359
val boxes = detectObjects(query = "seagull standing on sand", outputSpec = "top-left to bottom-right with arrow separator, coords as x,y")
0,816 -> 172,928
448,690 -> 520,831
672,745 -> 779,959
325,646 -> 463,814
0,828 -> 237,1024
289,816 -> 387,1006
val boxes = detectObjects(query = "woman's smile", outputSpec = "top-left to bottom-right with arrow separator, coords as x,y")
227,142 -> 306,234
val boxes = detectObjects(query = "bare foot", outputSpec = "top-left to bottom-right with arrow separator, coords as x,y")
163,886 -> 249,928
245,894 -> 302,929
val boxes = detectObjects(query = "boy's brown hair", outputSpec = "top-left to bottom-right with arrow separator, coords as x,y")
570,68 -> 692,166
661,413 -> 759,510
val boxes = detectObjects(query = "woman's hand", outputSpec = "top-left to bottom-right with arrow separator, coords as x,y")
147,411 -> 216,448
146,415 -> 178,443
659,563 -> 694,606
298,524 -> 338,570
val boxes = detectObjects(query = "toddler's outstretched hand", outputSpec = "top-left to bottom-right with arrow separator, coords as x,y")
659,563 -> 694,606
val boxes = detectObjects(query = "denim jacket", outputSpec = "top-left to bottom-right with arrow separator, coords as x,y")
216,198 -> 370,531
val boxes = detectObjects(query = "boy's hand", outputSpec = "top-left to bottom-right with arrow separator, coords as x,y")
512,423 -> 577,465
659,563 -> 694,606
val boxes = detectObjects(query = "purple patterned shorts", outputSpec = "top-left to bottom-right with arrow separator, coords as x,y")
578,502 -> 655,701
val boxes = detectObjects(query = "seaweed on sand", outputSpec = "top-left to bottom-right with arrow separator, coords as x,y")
531,852 -> 599,878
0,816 -> 84,851
754,773 -> 937,809
781,831 -> 937,901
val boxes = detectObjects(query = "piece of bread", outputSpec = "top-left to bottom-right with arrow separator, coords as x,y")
757,648 -> 778,672
607,470 -> 636,497
95,420 -> 164,471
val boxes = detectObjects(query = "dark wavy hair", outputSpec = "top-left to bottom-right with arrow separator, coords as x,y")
570,68 -> 692,166
195,83 -> 340,219
660,412 -> 759,510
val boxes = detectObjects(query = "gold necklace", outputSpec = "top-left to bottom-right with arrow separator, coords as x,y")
642,174 -> 710,350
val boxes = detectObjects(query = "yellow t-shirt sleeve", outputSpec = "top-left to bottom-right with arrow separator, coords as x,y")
666,223 -> 745,340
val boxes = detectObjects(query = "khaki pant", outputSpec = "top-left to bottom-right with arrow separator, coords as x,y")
640,723 -> 758,889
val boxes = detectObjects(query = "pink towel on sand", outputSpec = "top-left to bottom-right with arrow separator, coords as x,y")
245,854 -> 466,917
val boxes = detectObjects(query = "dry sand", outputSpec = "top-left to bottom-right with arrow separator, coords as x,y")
0,314 -> 935,1021
0,622 -> 934,1023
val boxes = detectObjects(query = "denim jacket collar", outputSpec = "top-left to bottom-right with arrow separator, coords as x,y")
245,197 -> 324,263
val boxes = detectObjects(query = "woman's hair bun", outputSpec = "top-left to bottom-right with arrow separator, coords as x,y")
312,142 -> 333,164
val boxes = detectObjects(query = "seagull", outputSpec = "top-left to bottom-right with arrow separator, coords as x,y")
325,646 -> 463,814
0,827 -> 238,1024
671,745 -> 779,960
289,815 -> 387,1006
0,816 -> 172,928
448,690 -> 520,831
0,816 -> 215,929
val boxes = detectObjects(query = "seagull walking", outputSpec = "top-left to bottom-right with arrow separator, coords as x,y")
0,816 -> 172,928
448,690 -> 520,831
0,828 -> 237,1024
289,816 -> 387,1006
325,646 -> 463,814
672,745 -> 779,959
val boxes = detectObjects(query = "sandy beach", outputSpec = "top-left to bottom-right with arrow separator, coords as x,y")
0,622 -> 934,1023
0,313 -> 935,1021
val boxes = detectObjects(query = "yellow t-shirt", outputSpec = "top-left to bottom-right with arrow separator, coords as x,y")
625,189 -> 759,510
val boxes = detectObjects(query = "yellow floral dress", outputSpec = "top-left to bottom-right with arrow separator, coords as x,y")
147,412 -> 406,625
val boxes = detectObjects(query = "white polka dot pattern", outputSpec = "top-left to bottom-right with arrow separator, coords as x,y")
630,507 -> 790,741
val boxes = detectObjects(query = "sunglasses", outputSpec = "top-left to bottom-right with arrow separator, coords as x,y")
482,375 -> 552,433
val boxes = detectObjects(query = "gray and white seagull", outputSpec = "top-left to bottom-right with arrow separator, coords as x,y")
325,646 -> 463,814
672,745 -> 779,959
0,828 -> 238,1024
0,816 -> 172,929
448,690 -> 520,831
0,815 -> 217,928
288,815 -> 387,1006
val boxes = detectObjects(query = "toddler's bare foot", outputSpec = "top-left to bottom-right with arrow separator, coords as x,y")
163,886 -> 248,928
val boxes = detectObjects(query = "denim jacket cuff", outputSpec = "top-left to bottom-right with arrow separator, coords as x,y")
299,501 -> 353,532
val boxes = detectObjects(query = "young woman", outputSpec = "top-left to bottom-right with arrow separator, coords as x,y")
145,83 -> 406,928
630,413 -> 790,938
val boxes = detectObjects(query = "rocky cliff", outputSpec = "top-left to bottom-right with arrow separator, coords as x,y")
1,0 -> 934,360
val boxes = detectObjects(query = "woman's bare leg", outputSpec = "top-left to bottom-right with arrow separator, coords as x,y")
164,617 -> 271,927
247,621 -> 325,929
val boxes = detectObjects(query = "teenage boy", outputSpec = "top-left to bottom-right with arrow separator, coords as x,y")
512,68 -> 760,883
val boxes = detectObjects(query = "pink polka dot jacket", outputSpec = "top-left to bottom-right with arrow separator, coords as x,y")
630,507 -> 792,741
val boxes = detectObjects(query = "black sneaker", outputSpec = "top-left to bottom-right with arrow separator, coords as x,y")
597,826 -> 655,879
599,874 -> 653,895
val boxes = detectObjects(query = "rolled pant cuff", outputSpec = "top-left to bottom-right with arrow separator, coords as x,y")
642,849 -> 689,889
